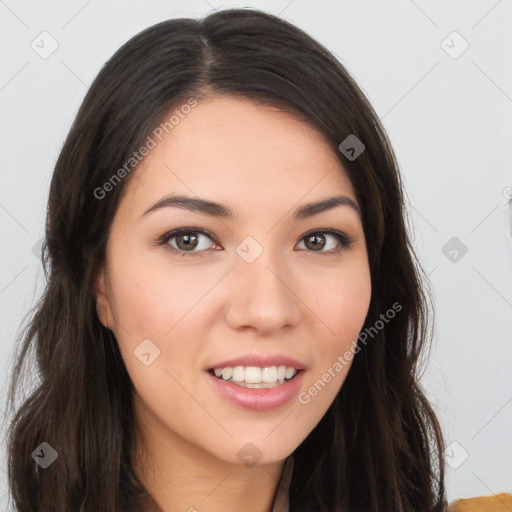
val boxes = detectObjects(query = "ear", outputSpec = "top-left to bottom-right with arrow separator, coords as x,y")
93,263 -> 114,330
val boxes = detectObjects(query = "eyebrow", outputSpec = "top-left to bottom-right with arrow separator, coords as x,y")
142,193 -> 360,220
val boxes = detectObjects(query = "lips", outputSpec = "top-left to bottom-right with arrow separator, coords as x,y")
205,368 -> 306,411
206,354 -> 306,371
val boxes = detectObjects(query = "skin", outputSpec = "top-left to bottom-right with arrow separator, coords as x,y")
94,95 -> 372,512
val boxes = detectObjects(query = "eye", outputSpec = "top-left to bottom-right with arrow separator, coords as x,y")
155,227 -> 355,257
156,228 -> 217,257
296,229 -> 355,254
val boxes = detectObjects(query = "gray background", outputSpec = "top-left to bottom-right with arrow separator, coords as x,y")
1,0 -> 511,508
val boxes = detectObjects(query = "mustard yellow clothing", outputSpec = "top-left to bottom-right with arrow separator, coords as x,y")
447,492 -> 512,511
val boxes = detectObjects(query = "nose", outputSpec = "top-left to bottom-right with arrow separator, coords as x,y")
224,244 -> 300,334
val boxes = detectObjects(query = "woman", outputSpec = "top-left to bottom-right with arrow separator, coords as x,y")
5,8 -> 508,512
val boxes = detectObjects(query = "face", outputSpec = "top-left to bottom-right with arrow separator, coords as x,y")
94,95 -> 371,467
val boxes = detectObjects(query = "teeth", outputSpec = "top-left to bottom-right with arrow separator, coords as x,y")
211,365 -> 298,384
221,367 -> 232,380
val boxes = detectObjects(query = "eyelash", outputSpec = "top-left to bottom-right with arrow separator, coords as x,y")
154,227 -> 355,258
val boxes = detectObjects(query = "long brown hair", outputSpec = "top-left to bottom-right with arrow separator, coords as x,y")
4,8 -> 448,511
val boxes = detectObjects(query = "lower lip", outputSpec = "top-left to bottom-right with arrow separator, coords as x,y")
205,370 -> 306,412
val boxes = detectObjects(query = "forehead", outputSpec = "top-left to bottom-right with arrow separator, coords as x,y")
120,95 -> 358,219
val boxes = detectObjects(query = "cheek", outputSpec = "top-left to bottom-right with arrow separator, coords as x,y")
302,258 -> 371,391
108,252 -> 206,338
106,251 -> 206,376
108,269 -> 203,418
329,278 -> 371,337
305,257 -> 371,340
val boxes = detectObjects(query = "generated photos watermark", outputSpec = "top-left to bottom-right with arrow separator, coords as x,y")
298,301 -> 402,405
93,97 -> 198,200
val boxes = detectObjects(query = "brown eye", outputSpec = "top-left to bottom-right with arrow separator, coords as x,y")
174,232 -> 200,251
158,228 -> 216,257
303,233 -> 326,251
156,227 -> 354,258
297,230 -> 354,253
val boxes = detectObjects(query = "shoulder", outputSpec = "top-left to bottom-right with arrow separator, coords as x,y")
446,492 -> 512,511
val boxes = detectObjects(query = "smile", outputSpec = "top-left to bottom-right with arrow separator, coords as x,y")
208,365 -> 300,386
205,368 -> 306,411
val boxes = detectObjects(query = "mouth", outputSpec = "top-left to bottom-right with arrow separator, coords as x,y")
205,365 -> 306,411
206,367 -> 304,389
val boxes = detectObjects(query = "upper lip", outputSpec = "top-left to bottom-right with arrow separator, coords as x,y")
207,354 -> 306,371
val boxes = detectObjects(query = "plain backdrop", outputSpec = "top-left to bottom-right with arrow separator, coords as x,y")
1,0 -> 511,508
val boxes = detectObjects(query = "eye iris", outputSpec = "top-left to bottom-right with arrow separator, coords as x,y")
176,233 -> 198,250
305,234 -> 325,251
